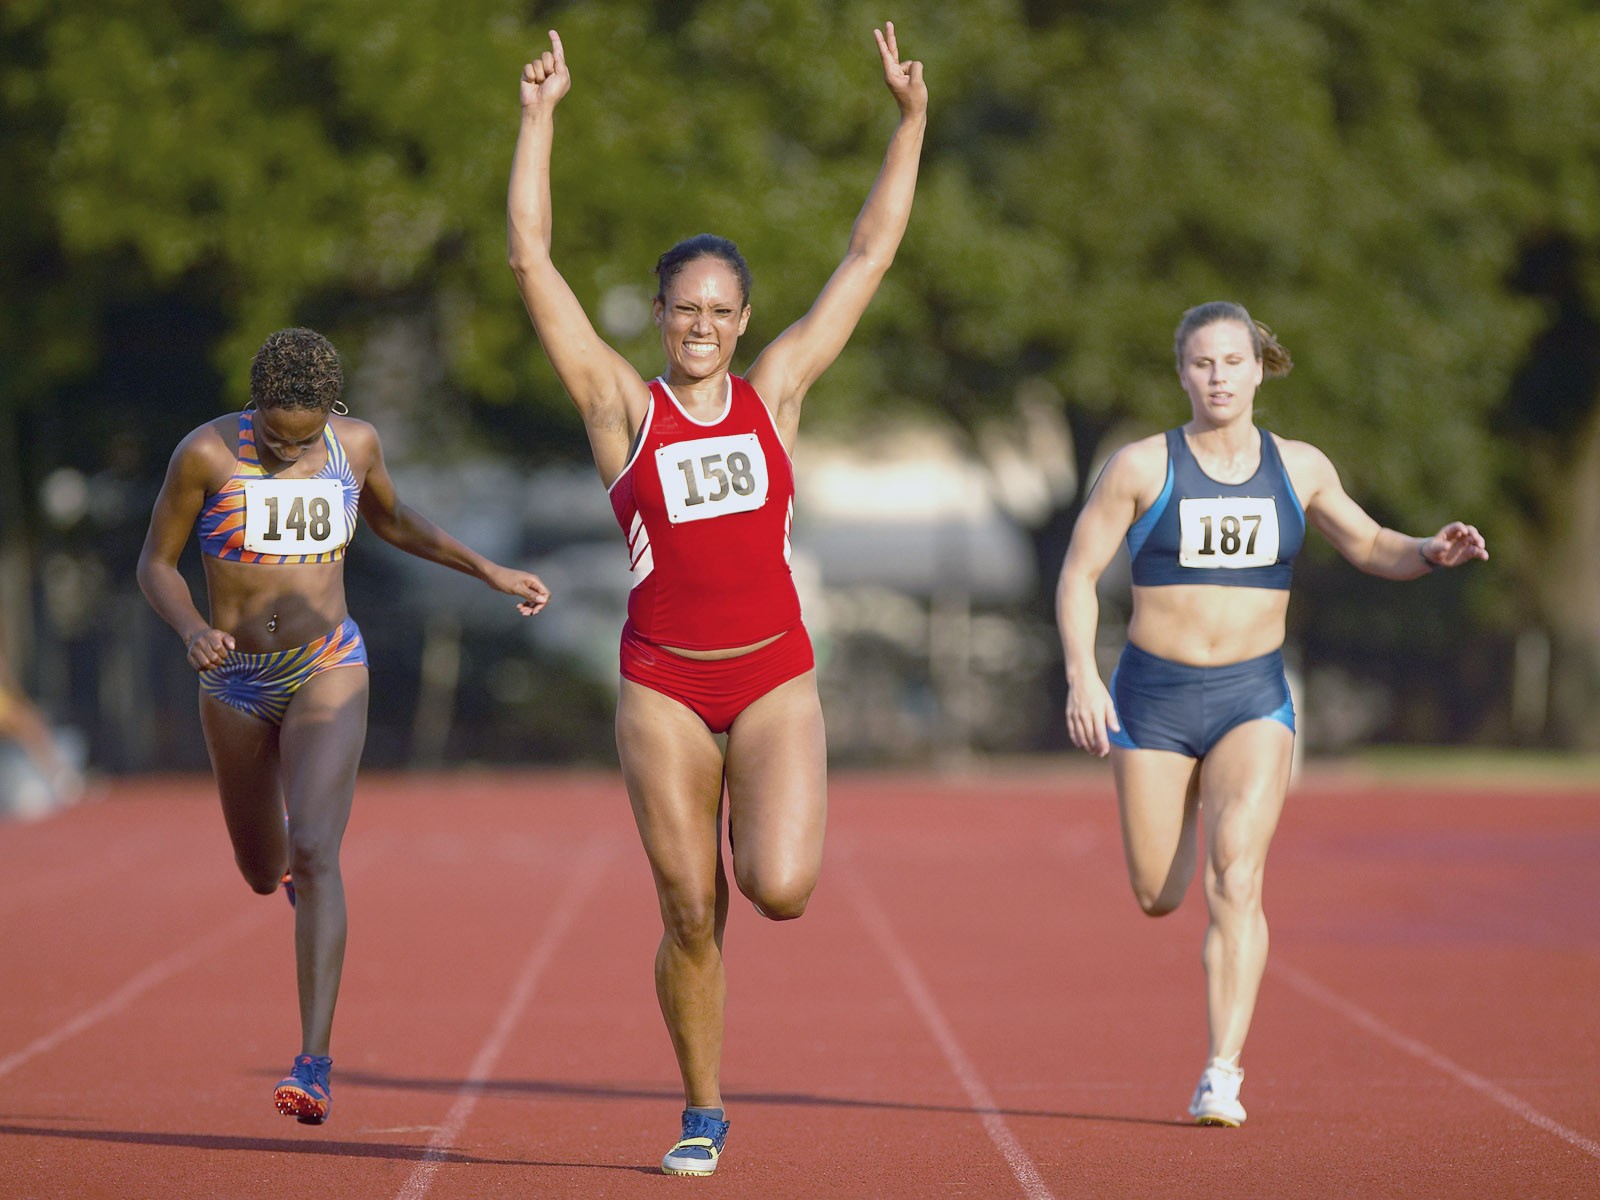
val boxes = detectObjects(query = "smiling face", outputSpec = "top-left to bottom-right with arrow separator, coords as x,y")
1177,320 -> 1264,427
654,256 -> 751,384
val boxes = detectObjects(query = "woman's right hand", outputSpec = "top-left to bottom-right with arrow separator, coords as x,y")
184,626 -> 235,672
520,30 -> 571,113
1065,676 -> 1120,758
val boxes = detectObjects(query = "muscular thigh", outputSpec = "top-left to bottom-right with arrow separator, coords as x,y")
1196,718 -> 1294,865
201,691 -> 283,835
1112,746 -> 1201,896
723,671 -> 826,883
616,679 -> 728,896
278,664 -> 369,834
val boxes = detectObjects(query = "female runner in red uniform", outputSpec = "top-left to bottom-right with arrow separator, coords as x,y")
507,23 -> 925,1176
137,327 -> 550,1124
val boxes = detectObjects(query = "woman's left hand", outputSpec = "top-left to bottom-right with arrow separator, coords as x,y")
1421,522 -> 1489,570
874,21 -> 927,118
491,567 -> 552,616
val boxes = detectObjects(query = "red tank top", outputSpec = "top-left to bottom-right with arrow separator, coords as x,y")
609,376 -> 800,649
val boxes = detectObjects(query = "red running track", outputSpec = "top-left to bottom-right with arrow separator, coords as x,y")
1,765 -> 1597,1199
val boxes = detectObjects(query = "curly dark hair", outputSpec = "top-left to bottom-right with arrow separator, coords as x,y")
249,328 -> 345,411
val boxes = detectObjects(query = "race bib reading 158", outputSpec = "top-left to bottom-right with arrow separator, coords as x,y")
1177,496 -> 1281,569
242,478 -> 350,555
655,434 -> 769,524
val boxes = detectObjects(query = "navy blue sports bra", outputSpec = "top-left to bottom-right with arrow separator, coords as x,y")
1126,427 -> 1305,590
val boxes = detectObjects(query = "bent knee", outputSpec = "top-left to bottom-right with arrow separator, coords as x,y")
738,872 -> 815,922
752,891 -> 811,922
241,867 -> 282,896
1134,888 -> 1180,918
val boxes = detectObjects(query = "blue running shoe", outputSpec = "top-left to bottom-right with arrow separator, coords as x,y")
661,1109 -> 729,1176
274,1054 -> 331,1124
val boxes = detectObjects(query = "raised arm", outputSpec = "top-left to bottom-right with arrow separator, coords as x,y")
507,30 -> 646,485
1284,439 -> 1490,580
746,21 -> 928,448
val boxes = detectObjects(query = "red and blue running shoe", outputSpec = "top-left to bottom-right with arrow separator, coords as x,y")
274,1054 -> 332,1124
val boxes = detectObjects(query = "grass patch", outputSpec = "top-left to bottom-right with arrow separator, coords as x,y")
1328,746 -> 1600,788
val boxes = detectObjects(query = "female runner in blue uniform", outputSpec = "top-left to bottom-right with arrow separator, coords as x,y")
137,327 -> 550,1124
507,23 -> 925,1176
1056,302 -> 1487,1127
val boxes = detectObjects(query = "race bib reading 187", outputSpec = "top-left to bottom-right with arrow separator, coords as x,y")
655,434 -> 769,524
1178,496 -> 1281,569
242,478 -> 350,555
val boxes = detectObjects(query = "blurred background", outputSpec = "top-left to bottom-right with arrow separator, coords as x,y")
3,0 -> 1599,804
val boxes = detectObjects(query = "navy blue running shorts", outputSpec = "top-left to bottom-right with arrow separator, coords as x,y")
1107,642 -> 1294,758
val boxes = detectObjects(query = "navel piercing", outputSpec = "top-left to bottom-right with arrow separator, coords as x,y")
267,613 -> 278,633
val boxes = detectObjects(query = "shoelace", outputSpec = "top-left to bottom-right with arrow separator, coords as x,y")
679,1111 -> 728,1145
291,1055 -> 331,1095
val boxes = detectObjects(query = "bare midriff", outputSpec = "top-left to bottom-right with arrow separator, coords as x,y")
659,630 -> 789,661
200,556 -> 348,653
1127,584 -> 1289,667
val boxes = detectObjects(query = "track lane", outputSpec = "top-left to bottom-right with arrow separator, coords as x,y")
0,768 -> 1595,1199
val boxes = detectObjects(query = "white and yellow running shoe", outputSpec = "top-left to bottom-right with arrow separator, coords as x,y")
1188,1059 -> 1247,1127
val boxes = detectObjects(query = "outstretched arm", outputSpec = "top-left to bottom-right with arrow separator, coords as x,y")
1292,441 -> 1489,579
355,425 -> 551,616
507,30 -> 645,485
747,21 -> 928,449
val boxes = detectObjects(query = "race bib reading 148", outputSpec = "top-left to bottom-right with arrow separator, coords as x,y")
655,434 -> 769,524
1177,496 -> 1281,569
242,478 -> 350,555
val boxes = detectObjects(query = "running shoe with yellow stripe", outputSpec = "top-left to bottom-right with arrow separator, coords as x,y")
661,1108 -> 729,1176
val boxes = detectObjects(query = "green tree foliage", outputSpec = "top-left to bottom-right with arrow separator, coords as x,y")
4,0 -> 1600,742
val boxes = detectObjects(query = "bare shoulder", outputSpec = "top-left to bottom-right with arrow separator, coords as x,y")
329,413 -> 378,440
1271,433 -> 1340,495
1096,431 -> 1169,497
329,414 -> 383,462
171,415 -> 239,479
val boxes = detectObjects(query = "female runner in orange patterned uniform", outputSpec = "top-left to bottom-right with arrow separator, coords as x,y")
507,23 -> 925,1175
137,327 -> 550,1124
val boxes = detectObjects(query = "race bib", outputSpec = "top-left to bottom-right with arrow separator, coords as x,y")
242,478 -> 350,555
1178,496 -> 1280,569
655,434 -> 769,524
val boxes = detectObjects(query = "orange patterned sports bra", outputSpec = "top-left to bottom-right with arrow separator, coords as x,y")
196,409 -> 360,564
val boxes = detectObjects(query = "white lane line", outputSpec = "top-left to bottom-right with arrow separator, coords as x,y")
840,859 -> 1058,1200
1271,958 -> 1600,1160
0,902 -> 280,1080
394,840 -> 614,1200
0,841 -> 381,1081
